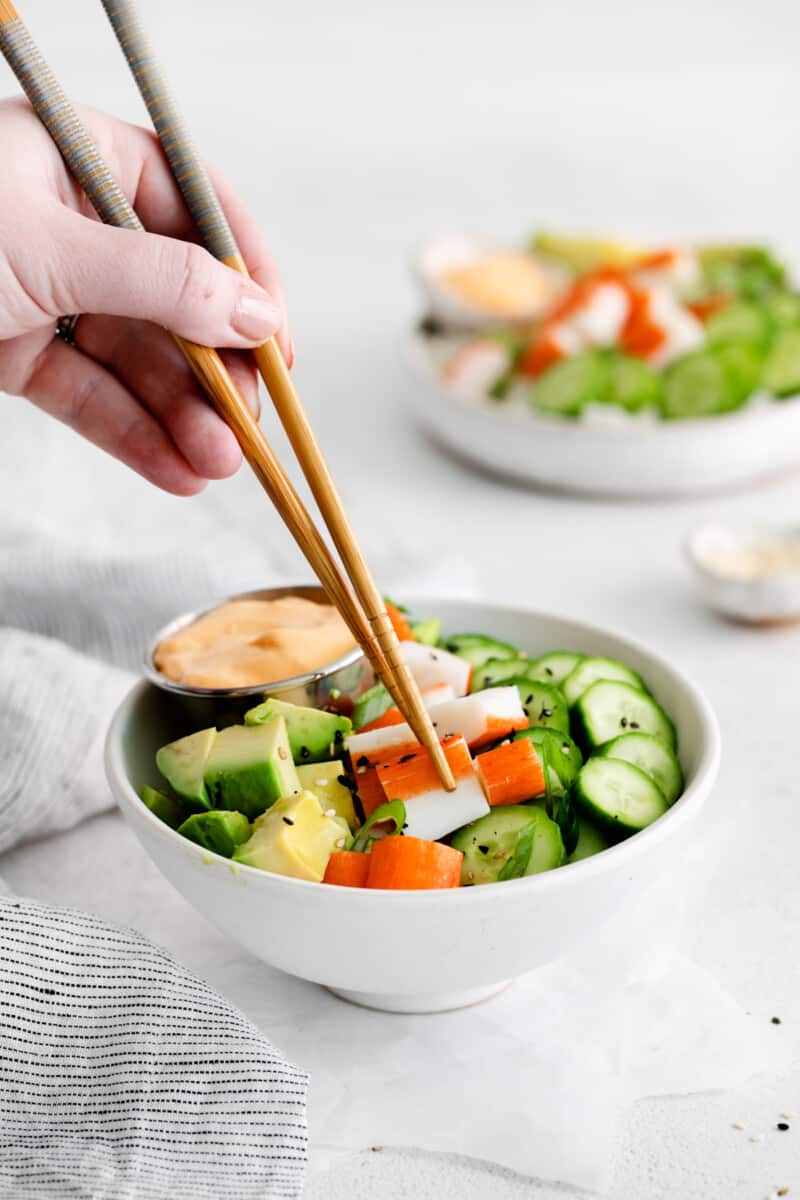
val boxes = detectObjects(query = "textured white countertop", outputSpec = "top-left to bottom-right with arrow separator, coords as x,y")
3,0 -> 800,1194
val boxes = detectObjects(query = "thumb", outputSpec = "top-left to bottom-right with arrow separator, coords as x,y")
51,212 -> 281,347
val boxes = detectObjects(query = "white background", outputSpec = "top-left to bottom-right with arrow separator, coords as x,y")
3,0 -> 800,1196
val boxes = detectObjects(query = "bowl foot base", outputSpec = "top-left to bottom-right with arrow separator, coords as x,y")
327,980 -> 511,1014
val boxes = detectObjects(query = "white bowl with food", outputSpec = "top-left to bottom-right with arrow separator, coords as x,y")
406,234 -> 800,496
105,594 -> 719,1014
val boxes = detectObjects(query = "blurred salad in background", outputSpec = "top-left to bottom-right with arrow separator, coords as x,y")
415,232 -> 800,421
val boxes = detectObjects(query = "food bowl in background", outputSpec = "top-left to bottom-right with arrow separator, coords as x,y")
143,585 -> 371,728
106,596 -> 720,1014
404,331 -> 800,498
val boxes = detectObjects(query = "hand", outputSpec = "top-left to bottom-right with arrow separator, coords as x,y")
0,97 -> 292,495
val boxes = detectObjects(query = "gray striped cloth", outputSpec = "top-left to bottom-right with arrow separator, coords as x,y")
0,895 -> 308,1199
0,529 -> 309,1198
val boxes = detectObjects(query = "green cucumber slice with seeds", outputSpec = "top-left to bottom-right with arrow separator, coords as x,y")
526,651 -> 585,687
410,618 -> 441,645
442,633 -> 519,667
562,656 -> 645,708
512,727 -> 583,791
574,680 -> 676,752
575,757 -> 668,839
600,732 -> 683,806
506,678 -> 569,733
470,657 -> 534,692
607,353 -> 663,413
450,805 -> 564,885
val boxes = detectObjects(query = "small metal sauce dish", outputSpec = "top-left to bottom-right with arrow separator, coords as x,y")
685,522 -> 800,625
143,585 -> 372,727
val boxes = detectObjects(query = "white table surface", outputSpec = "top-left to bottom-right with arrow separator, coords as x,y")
3,0 -> 800,1194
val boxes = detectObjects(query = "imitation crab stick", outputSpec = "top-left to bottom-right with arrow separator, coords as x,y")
475,738 -> 546,807
355,766 -> 391,819
386,602 -> 415,643
400,641 -> 472,697
366,836 -> 463,890
346,686 -> 528,761
322,850 -> 370,888
375,734 -> 489,841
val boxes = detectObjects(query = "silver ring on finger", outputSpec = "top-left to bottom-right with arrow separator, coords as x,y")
54,314 -> 81,347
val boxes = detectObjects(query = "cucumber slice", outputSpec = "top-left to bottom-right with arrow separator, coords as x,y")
600,732 -> 683,805
470,657 -> 533,692
526,651 -> 585,687
575,680 -> 676,752
441,633 -> 519,668
575,757 -> 668,838
568,819 -> 611,863
562,656 -> 645,708
762,327 -> 800,397
660,350 -> 743,419
705,301 -> 772,348
513,727 -> 582,791
410,618 -> 441,646
451,805 -> 564,886
506,678 -> 569,733
530,352 -> 610,417
762,291 -> 800,330
712,340 -> 764,400
607,353 -> 662,413
352,683 -> 393,731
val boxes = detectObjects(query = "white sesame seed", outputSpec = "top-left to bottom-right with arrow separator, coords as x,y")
781,1110 -> 798,1118
732,1122 -> 746,1130
324,808 -> 336,817
335,838 -> 346,849
357,766 -> 367,775
315,779 -> 328,788
749,1133 -> 764,1143
768,1192 -> 779,1200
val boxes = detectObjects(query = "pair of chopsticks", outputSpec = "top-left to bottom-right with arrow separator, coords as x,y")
0,0 -> 456,790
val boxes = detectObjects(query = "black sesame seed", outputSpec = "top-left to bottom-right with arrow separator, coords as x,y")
398,753 -> 416,764
477,845 -> 489,855
620,717 -> 628,728
546,667 -> 553,676
356,755 -> 370,768
777,1122 -> 790,1131
299,746 -> 311,759
541,708 -> 552,719
630,721 -> 640,730
334,729 -> 344,744
525,694 -> 534,705
282,817 -> 294,826
772,1016 -> 782,1025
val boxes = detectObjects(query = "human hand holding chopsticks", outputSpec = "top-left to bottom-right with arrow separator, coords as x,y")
0,96 -> 292,494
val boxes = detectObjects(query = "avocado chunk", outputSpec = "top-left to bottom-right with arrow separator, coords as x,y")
296,760 -> 357,831
232,790 -> 350,881
204,718 -> 300,819
243,697 -> 352,764
156,727 -> 217,809
178,810 -> 251,857
140,784 -> 185,829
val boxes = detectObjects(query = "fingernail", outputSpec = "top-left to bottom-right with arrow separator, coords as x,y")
287,333 -> 296,369
232,281 -> 280,343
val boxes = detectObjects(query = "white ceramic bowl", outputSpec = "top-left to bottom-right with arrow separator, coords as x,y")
686,521 -> 800,624
404,332 -> 800,497
105,597 -> 720,1014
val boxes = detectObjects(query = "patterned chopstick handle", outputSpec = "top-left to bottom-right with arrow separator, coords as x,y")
101,0 -> 238,262
0,17 -> 141,231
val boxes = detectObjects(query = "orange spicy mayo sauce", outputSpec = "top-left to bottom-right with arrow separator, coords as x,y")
154,596 -> 357,688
